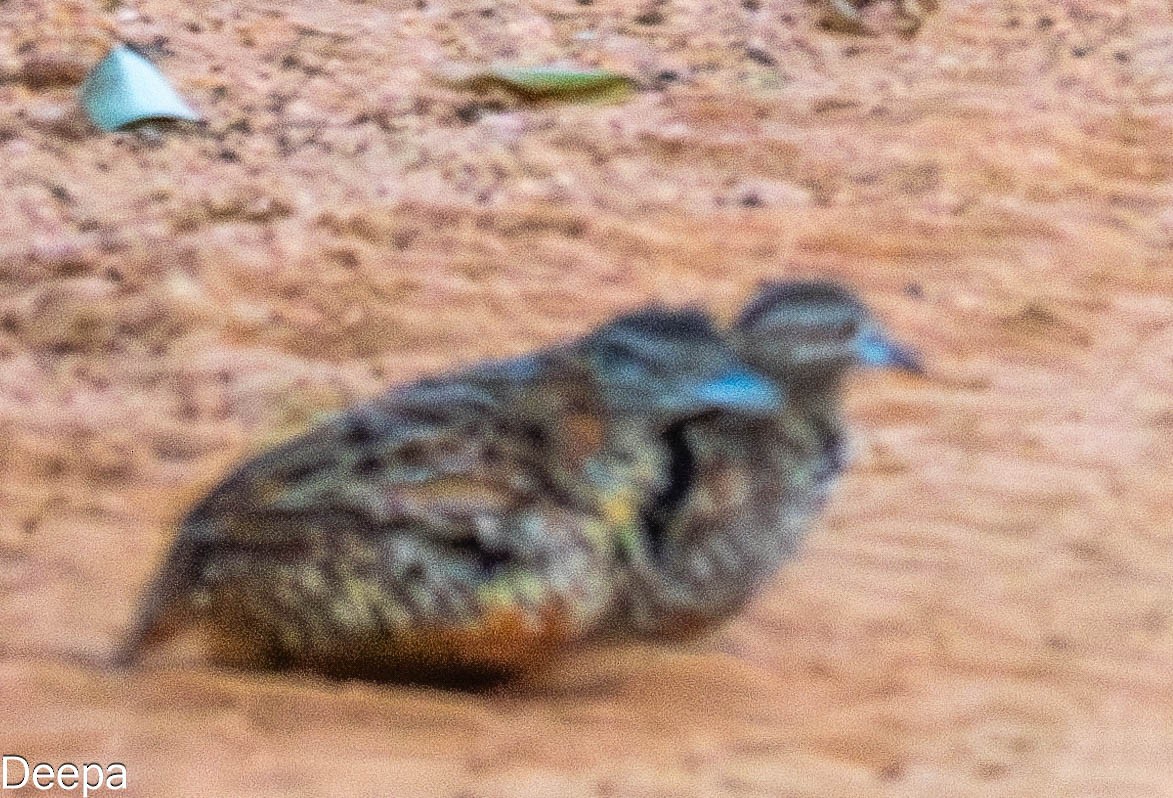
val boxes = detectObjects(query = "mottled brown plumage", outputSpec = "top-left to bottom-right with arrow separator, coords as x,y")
118,306 -> 779,682
613,281 -> 921,639
119,283 -> 920,680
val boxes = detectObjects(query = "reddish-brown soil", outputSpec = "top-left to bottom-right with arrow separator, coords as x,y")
1,1 -> 1170,796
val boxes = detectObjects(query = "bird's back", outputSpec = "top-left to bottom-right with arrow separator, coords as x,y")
119,353 -> 637,681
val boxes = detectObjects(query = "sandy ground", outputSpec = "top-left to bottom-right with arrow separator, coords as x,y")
1,0 -> 1171,795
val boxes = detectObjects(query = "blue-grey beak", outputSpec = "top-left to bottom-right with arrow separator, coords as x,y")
689,367 -> 784,414
858,328 -> 923,373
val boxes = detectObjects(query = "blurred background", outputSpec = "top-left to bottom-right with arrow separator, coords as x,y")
1,1 -> 1170,796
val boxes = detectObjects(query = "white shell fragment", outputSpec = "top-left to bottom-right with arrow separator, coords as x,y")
80,44 -> 200,132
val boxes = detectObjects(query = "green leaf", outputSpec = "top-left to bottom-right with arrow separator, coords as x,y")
489,67 -> 634,99
442,65 -> 635,102
81,44 -> 200,132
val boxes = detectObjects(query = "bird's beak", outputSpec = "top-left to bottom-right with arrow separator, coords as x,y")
857,328 -> 923,374
689,366 -> 785,414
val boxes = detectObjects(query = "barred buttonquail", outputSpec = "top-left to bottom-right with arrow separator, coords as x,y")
614,281 -> 921,640
117,306 -> 779,683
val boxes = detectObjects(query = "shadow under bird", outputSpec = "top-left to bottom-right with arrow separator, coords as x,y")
116,305 -> 781,683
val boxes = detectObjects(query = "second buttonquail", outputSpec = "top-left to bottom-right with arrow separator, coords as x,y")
613,281 -> 921,640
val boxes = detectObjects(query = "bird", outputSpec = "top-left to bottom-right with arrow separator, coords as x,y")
611,280 -> 921,640
116,304 -> 781,684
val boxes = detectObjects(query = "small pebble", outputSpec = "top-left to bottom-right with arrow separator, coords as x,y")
19,54 -> 90,88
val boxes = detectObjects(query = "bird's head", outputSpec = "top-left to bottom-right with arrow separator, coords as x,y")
732,280 -> 922,387
576,305 -> 784,425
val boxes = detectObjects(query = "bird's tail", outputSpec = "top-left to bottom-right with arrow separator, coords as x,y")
113,546 -> 196,667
